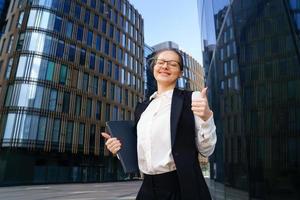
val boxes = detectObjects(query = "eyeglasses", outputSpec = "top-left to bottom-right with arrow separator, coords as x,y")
154,59 -> 180,68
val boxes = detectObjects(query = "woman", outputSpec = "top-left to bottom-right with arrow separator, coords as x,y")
102,48 -> 217,200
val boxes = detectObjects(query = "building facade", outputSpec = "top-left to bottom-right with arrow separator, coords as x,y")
0,0 -> 10,37
0,0 -> 144,185
199,0 -> 300,199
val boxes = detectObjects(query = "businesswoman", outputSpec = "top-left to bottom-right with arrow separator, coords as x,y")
102,48 -> 217,200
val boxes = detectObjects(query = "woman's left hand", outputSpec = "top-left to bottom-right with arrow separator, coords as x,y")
191,87 -> 213,121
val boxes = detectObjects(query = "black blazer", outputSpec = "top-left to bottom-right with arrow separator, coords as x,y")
134,88 -> 212,200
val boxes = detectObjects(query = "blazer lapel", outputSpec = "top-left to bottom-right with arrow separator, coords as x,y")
170,88 -> 184,147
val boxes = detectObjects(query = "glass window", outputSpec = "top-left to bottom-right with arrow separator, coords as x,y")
3,113 -> 16,140
56,40 -> 64,58
125,89 -> 128,105
59,64 -> 68,85
17,11 -> 24,28
66,121 -> 73,145
99,0 -> 104,13
77,25 -> 83,41
49,89 -> 57,111
105,39 -> 109,55
22,114 -> 31,140
111,83 -> 115,100
83,73 -> 89,91
106,60 -> 112,76
68,44 -> 76,62
113,106 -> 118,120
46,61 -> 54,81
109,24 -> 114,38
66,21 -> 73,38
89,52 -> 95,69
86,98 -> 92,117
93,76 -> 98,94
94,14 -> 99,29
52,119 -> 60,143
34,86 -> 43,108
96,34 -> 101,51
79,123 -> 84,145
29,115 -> 39,140
87,30 -> 93,46
112,43 -> 116,58
102,79 -> 107,97
96,100 -> 101,120
75,95 -> 81,116
80,48 -> 86,65
54,16 -> 62,32
63,0 -> 71,13
102,19 -> 107,33
84,9 -> 90,24
114,64 -> 119,81
105,103 -> 110,121
75,3 -> 81,19
121,68 -> 125,84
37,117 -> 47,142
5,58 -> 13,79
98,56 -> 104,73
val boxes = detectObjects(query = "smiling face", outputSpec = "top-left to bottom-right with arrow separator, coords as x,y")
153,50 -> 183,90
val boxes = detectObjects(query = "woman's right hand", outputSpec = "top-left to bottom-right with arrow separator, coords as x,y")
101,132 -> 122,154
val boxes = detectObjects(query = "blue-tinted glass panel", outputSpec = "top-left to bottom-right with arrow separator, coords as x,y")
80,48 -> 86,65
83,73 -> 89,91
102,79 -> 107,97
75,3 -> 81,19
37,117 -> 47,142
102,19 -> 107,33
62,92 -> 70,113
54,16 -> 62,32
89,52 -> 95,69
107,60 -> 112,77
79,123 -> 84,145
68,44 -> 75,62
59,64 -> 68,85
77,25 -> 83,41
52,119 -> 60,143
94,14 -> 99,29
114,64 -> 119,81
87,30 -> 93,46
105,39 -> 109,55
84,9 -> 90,24
49,89 -> 57,111
96,34 -> 101,51
96,100 -> 101,120
86,98 -> 92,117
66,21 -> 73,38
98,56 -> 104,73
63,0 -> 71,13
56,40 -> 64,58
46,61 -> 54,81
75,95 -> 81,116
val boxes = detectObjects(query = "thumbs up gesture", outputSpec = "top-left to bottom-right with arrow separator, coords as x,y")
191,87 -> 213,121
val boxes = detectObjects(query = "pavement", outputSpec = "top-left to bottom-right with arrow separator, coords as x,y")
0,179 -> 249,200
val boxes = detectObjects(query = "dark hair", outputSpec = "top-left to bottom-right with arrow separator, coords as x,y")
148,48 -> 183,71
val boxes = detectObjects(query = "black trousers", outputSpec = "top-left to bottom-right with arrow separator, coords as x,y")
136,170 -> 181,200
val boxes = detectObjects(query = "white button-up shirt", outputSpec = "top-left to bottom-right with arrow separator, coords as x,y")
136,89 -> 217,175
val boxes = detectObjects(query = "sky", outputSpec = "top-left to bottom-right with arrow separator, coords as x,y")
129,0 -> 203,64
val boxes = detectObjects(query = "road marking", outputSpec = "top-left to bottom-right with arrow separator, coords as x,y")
24,186 -> 50,190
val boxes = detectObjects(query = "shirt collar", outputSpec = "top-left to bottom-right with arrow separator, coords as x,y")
149,89 -> 174,100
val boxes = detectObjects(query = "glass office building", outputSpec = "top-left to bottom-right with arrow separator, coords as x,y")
0,0 -> 144,185
199,0 -> 300,199
145,41 -> 205,99
0,0 -> 10,37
